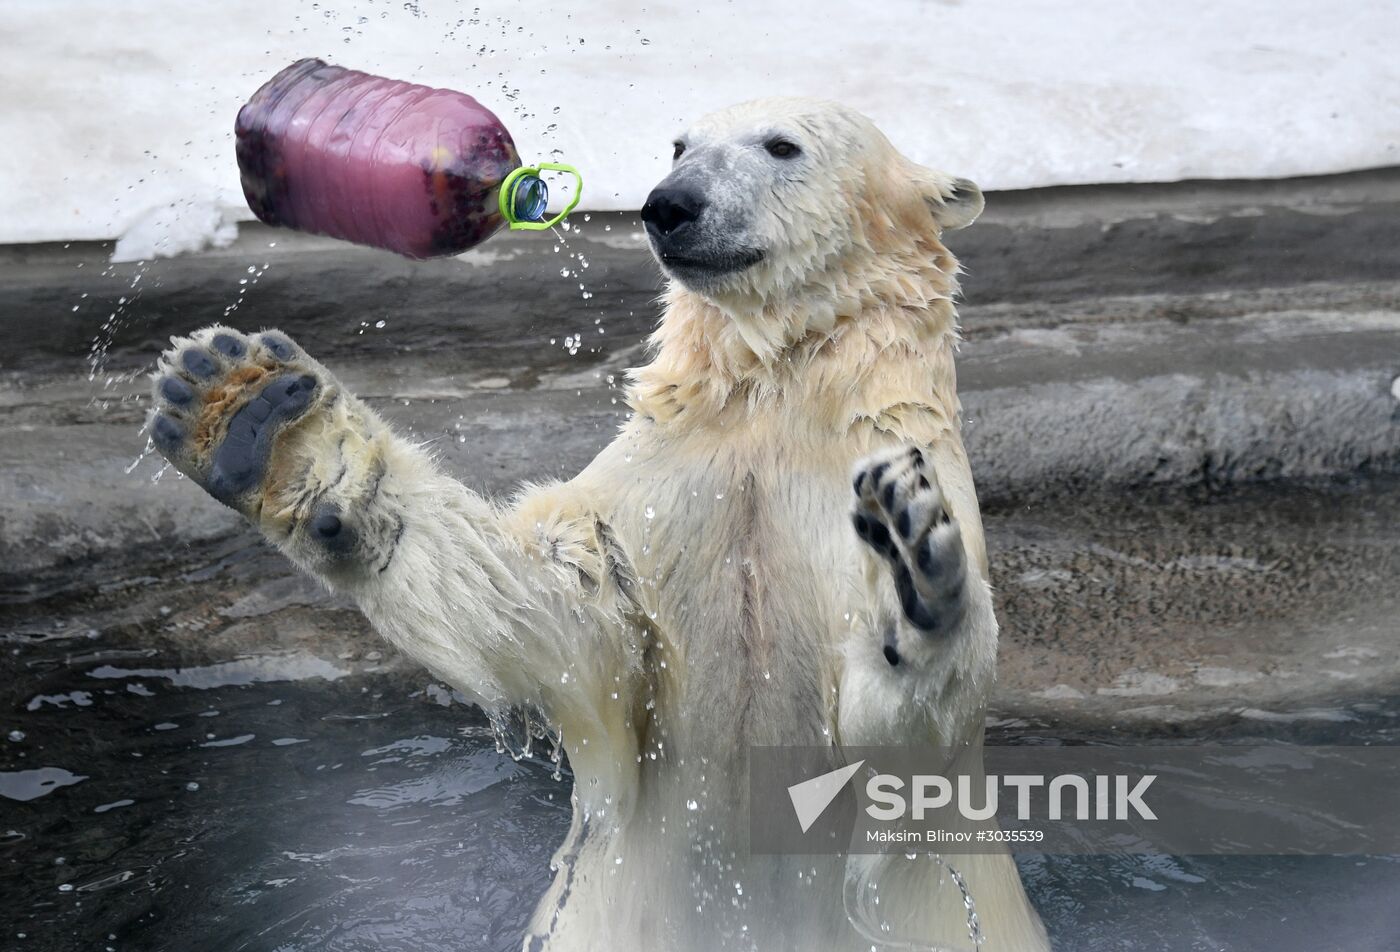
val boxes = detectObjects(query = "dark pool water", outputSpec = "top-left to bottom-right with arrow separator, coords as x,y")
5,629 -> 1400,952
1,643 -> 570,952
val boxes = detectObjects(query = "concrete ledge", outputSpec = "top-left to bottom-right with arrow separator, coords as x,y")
4,166 -> 1399,368
961,303 -> 1400,500
3,170 -> 1399,724
5,285 -> 1399,590
3,167 -> 1400,580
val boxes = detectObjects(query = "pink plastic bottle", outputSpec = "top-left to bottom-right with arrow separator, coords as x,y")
235,59 -> 574,259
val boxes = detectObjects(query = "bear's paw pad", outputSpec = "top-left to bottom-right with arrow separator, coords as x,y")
851,445 -> 968,638
148,326 -> 325,508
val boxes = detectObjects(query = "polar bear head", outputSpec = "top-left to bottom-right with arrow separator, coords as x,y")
640,97 -> 983,308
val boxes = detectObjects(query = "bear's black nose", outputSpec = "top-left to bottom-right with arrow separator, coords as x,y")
641,186 -> 705,237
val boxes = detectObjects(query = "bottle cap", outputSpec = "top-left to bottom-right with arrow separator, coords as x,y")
500,163 -> 584,230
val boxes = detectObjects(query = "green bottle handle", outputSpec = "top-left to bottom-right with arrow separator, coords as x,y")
499,162 -> 584,231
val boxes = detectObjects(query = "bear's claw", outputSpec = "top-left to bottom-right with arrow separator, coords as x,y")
148,325 -> 327,513
852,445 -> 968,642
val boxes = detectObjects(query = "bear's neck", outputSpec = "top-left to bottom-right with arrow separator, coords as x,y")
626,237 -> 965,440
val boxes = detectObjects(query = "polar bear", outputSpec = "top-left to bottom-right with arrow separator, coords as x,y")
146,98 -> 1049,951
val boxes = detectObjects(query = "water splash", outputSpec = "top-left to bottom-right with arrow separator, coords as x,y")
125,437 -> 155,476
548,220 -> 605,355
843,852 -> 985,950
86,261 -> 151,382
488,705 -> 564,778
945,861 -> 985,947
222,261 -> 272,319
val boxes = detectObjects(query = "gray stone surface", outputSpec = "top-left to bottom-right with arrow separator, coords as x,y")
2,169 -> 1399,728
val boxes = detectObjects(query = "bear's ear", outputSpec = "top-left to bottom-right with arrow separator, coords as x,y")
925,176 -> 984,232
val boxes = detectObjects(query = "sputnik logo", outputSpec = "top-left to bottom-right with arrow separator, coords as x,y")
787,759 -> 865,833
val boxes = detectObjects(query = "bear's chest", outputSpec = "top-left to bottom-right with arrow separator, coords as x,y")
616,439 -> 862,747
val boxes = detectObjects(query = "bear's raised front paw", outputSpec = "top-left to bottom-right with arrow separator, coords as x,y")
148,325 -> 330,513
851,445 -> 968,643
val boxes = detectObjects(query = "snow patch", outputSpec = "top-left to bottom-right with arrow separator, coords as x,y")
1116,705 -> 1211,724
1322,645 -> 1382,660
2,0 -> 1398,245
1192,666 -> 1263,688
111,201 -> 239,263
1097,670 -> 1180,698
1031,684 -> 1086,701
1239,707 -> 1358,724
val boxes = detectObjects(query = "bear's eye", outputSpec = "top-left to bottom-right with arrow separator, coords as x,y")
672,142 -> 686,161
765,139 -> 800,159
